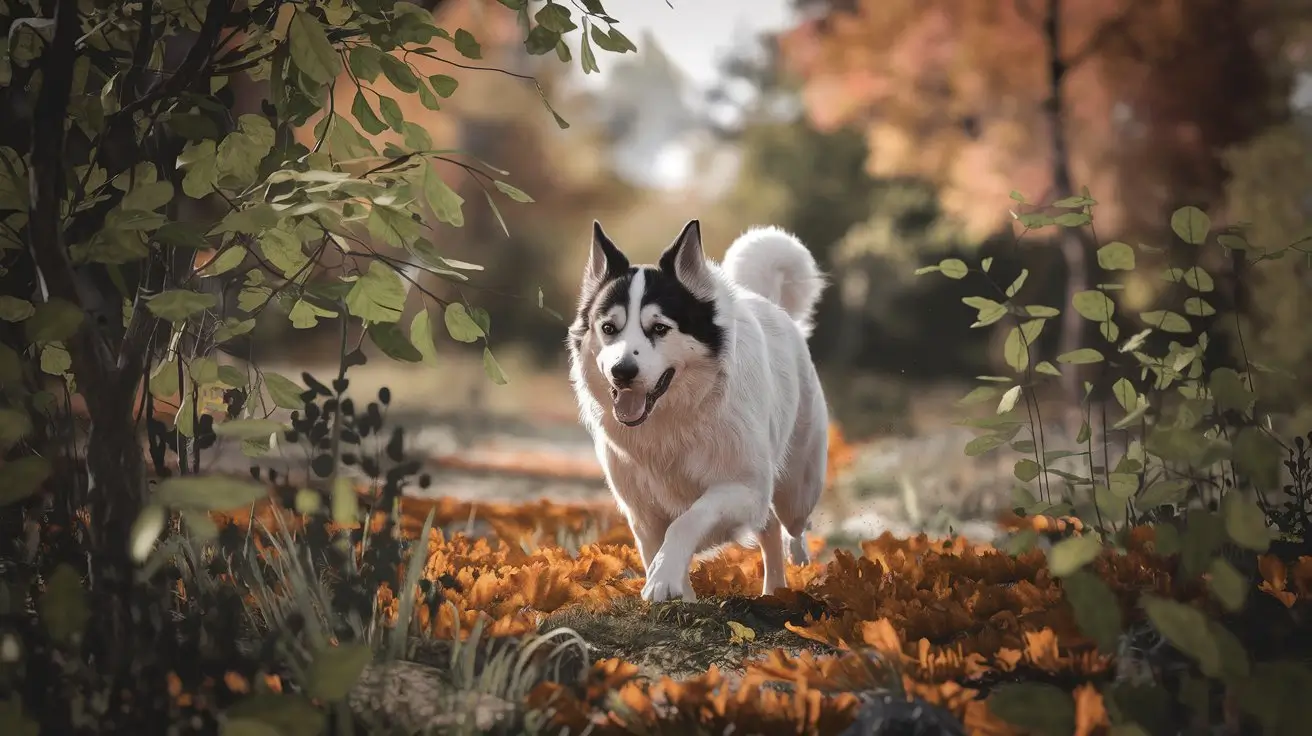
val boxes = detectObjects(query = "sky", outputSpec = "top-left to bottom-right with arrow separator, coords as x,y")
572,0 -> 797,91
564,0 -> 798,189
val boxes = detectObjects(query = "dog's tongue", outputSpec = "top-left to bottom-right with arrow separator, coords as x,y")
612,388 -> 647,424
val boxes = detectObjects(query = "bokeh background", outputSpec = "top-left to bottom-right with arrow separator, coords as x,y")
229,0 -> 1312,548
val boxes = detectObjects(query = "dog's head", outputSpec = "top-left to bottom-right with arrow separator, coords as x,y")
567,219 -> 726,428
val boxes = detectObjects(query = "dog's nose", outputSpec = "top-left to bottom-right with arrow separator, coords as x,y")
610,359 -> 639,386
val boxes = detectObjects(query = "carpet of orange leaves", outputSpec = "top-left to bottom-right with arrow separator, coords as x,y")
213,486 -> 1312,735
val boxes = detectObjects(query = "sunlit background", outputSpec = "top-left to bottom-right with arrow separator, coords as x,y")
230,0 -> 1312,547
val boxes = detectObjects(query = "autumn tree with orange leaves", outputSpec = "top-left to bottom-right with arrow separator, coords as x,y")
781,0 -> 1283,416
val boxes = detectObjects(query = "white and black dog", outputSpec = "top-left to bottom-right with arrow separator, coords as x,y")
567,219 -> 829,603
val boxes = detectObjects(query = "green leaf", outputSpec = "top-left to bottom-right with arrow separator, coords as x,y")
1141,594 -> 1219,674
149,359 -> 180,400
368,322 -> 423,362
1047,535 -> 1102,577
0,455 -> 51,506
367,204 -> 422,248
307,643 -> 373,701
1004,269 -> 1028,298
987,683 -> 1075,736
120,180 -> 174,212
1034,361 -> 1061,376
1014,458 -> 1040,482
209,203 -> 280,236
423,166 -> 465,226
264,372 -> 307,410
1232,426 -> 1282,494
153,475 -> 269,511
1099,319 -> 1120,342
190,356 -> 220,385
347,46 -> 384,82
1002,320 -> 1044,372
1112,377 -> 1137,412
1222,489 -> 1271,552
130,505 -> 166,563
938,258 -> 968,279
0,344 -> 21,386
289,298 -> 338,329
1137,479 -> 1190,509
147,290 -> 216,322
482,346 -> 507,385
378,96 -> 404,131
965,432 -> 1010,457
25,299 -> 84,343
1026,305 -> 1060,318
1180,509 -> 1225,577
345,262 -> 407,324
1097,241 -> 1135,270
0,296 -> 35,322
536,3 -> 578,33
1072,290 -> 1115,322
410,309 -> 438,366
1054,348 -> 1103,365
0,407 -> 31,449
351,91 -> 387,135
1208,368 -> 1254,415
199,245 -> 247,277
524,25 -> 561,55
1055,212 -> 1091,228
259,228 -> 309,278
379,54 -> 420,94
961,296 -> 1005,328
453,28 -> 482,59
39,343 -> 70,376
957,385 -> 1000,406
1063,570 -> 1123,653
1206,557 -> 1247,613
288,8 -> 342,84
444,303 -> 485,343
1170,206 -> 1210,245
215,115 -> 275,187
429,74 -> 458,97
494,179 -> 534,203
1182,267 -> 1214,292
1183,297 -> 1215,317
39,564 -> 90,646
996,385 -> 1021,414
217,365 -> 246,388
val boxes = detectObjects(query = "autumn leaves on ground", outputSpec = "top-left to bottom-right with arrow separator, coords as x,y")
207,426 -> 1312,736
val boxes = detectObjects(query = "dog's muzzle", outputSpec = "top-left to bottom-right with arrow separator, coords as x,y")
609,368 -> 675,427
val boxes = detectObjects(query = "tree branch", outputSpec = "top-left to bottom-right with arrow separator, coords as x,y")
27,0 -> 114,391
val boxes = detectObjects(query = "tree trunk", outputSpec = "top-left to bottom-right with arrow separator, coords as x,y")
27,0 -> 153,670
1043,0 -> 1088,431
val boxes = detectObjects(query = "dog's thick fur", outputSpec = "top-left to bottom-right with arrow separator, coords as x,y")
567,219 -> 829,602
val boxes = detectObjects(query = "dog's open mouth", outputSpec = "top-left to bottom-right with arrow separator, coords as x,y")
610,368 -> 675,427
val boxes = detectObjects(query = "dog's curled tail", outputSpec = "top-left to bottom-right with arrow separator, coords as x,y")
722,226 -> 826,337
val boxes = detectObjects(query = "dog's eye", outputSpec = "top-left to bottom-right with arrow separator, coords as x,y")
651,323 -> 670,337
600,323 -> 617,335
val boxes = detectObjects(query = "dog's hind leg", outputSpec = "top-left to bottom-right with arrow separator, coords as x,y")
759,514 -> 788,597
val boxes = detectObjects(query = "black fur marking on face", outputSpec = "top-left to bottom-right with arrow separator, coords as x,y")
569,269 -> 635,355
638,266 -> 724,358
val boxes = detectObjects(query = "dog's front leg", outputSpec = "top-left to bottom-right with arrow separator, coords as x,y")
641,482 -> 766,603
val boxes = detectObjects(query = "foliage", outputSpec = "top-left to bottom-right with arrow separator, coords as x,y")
0,0 -> 638,732
916,195 -> 1312,733
779,0 -> 1282,241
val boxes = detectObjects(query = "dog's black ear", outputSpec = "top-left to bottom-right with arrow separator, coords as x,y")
659,219 -> 714,299
583,220 -> 629,293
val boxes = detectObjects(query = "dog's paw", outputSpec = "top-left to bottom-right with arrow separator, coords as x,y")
641,553 -> 695,603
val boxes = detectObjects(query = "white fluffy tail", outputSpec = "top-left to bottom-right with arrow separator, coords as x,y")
721,226 -> 826,337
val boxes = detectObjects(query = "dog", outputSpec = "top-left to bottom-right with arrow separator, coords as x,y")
567,219 -> 829,603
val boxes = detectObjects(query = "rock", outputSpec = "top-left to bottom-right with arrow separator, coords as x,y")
838,691 -> 967,736
349,659 -> 515,733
